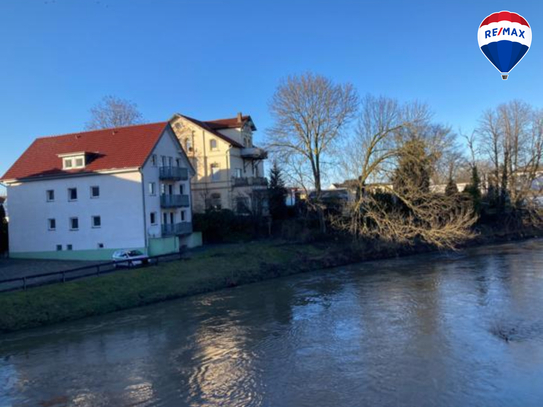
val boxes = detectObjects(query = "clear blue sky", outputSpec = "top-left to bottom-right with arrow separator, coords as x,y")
1,0 -> 542,189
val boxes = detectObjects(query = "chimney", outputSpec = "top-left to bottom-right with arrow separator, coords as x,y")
237,112 -> 243,123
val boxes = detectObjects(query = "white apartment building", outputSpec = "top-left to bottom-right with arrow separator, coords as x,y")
0,122 -> 198,260
170,113 -> 268,214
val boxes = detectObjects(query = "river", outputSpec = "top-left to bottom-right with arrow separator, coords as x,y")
2,239 -> 543,406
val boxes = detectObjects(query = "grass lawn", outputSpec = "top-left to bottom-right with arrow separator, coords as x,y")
0,241 -> 327,333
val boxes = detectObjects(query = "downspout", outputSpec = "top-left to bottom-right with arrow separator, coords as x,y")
139,169 -> 149,253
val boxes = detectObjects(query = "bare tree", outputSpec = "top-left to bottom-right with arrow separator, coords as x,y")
267,72 -> 359,197
476,100 -> 543,208
85,95 -> 145,130
335,96 -> 476,249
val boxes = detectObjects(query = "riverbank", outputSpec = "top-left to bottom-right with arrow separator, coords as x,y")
1,230 -> 541,333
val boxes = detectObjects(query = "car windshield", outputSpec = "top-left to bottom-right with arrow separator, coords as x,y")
128,250 -> 144,257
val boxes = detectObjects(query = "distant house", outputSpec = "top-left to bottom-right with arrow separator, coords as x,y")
0,122 -> 198,260
170,113 -> 268,214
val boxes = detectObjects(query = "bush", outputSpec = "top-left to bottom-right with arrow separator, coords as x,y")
193,209 -> 268,243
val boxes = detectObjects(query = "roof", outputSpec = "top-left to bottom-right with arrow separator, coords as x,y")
206,115 -> 256,131
1,122 -> 170,181
177,115 -> 245,148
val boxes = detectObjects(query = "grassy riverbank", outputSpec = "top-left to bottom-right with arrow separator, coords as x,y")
1,231 -> 541,333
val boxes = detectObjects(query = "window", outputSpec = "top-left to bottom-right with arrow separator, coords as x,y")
160,183 -> 166,195
64,158 -> 73,169
180,210 -> 186,221
168,157 -> 173,167
149,182 -> 156,196
234,168 -> 242,178
185,138 -> 193,152
75,158 -> 84,167
161,156 -> 167,166
210,139 -> 217,151
211,164 -> 220,181
68,188 -> 77,201
56,245 -> 62,251
92,216 -> 101,228
48,218 -> 56,231
70,217 -> 79,230
98,243 -> 104,249
179,184 -> 185,195
151,154 -> 157,166
67,244 -> 73,251
150,212 -> 157,225
90,186 -> 100,198
176,158 -> 181,167
236,197 -> 250,214
46,190 -> 55,202
209,193 -> 221,209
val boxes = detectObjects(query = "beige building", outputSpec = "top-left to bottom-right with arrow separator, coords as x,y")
170,113 -> 268,214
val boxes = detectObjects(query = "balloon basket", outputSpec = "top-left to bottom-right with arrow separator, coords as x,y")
502,75 -> 508,80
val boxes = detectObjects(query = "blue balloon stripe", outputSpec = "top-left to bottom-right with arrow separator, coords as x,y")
480,40 -> 529,73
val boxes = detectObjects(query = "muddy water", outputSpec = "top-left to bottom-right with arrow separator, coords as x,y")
2,240 -> 543,406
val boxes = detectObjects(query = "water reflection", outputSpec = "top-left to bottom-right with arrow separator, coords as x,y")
2,240 -> 543,406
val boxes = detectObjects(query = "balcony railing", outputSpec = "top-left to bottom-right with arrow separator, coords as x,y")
160,194 -> 190,208
232,177 -> 268,187
240,147 -> 268,160
159,166 -> 189,181
162,222 -> 193,236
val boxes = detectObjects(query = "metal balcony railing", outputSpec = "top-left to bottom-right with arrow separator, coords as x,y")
159,166 -> 188,181
232,177 -> 268,187
160,194 -> 190,208
240,147 -> 268,160
162,222 -> 193,236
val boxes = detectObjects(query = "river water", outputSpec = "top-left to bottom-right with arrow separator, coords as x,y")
2,240 -> 543,407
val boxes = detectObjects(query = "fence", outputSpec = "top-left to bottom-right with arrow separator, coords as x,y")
0,252 -> 185,294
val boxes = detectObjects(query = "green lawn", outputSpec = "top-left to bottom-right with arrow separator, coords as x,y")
0,241 -> 327,333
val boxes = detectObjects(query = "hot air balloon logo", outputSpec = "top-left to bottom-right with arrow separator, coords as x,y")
477,11 -> 532,80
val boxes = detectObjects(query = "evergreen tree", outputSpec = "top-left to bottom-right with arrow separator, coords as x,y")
268,161 -> 288,220
392,139 -> 432,196
445,177 -> 459,196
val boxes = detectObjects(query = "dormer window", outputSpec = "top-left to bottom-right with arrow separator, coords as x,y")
59,152 -> 87,170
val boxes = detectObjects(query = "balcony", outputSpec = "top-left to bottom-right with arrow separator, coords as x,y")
162,222 -> 193,236
240,147 -> 268,160
159,166 -> 189,181
160,194 -> 190,208
232,177 -> 268,187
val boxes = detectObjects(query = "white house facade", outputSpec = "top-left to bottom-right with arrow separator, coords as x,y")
0,122 -> 199,260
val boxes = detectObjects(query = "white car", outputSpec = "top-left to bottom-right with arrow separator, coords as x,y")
112,250 -> 150,267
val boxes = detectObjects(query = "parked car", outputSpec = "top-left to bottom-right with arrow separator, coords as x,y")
112,250 -> 150,267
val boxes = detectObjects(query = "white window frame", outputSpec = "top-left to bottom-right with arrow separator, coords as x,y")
92,216 -> 101,228
234,168 -> 242,178
70,217 -> 79,231
181,210 -> 186,221
151,154 -> 157,166
149,182 -> 156,196
211,164 -> 220,181
90,186 -> 100,199
210,139 -> 218,151
68,188 -> 77,201
63,158 -> 73,169
150,212 -> 157,225
56,245 -> 62,251
67,244 -> 73,251
48,218 -> 56,231
46,190 -> 55,202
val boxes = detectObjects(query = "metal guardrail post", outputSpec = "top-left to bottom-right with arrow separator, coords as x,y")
62,271 -> 66,283
23,277 -> 26,290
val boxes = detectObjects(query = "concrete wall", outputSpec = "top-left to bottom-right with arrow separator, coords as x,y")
7,171 -> 145,257
142,127 -> 193,240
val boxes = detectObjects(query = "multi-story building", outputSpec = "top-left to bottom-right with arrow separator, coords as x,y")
170,113 -> 268,214
0,122 -> 199,260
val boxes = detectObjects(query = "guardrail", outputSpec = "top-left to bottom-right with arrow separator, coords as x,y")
0,252 -> 185,294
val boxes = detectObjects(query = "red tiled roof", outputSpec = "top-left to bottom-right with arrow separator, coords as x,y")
206,115 -> 255,130
1,122 -> 170,181
180,115 -> 245,148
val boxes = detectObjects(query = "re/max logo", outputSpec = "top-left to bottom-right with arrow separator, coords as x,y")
485,27 -> 526,38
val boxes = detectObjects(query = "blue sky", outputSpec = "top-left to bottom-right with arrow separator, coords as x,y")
1,0 -> 542,190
